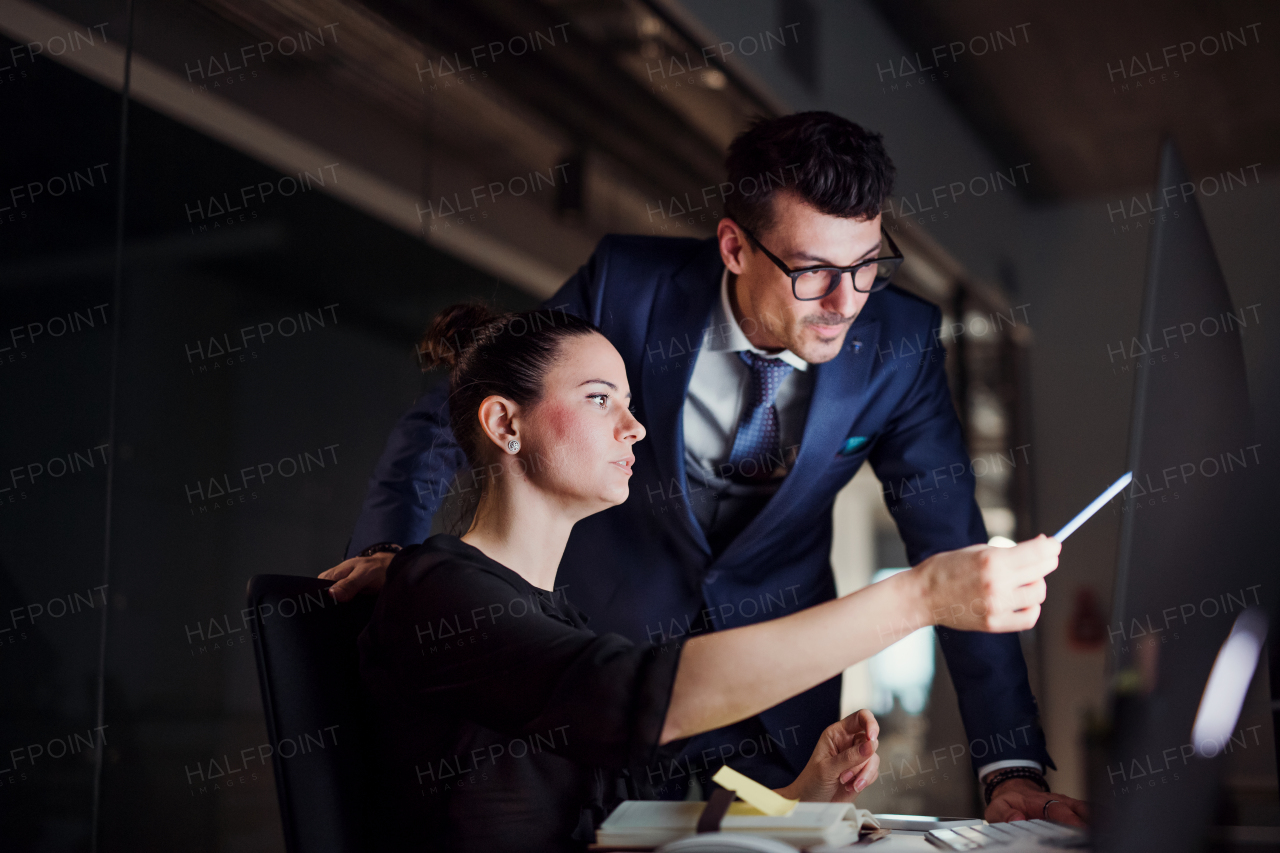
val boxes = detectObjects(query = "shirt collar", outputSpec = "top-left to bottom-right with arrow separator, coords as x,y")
710,268 -> 809,371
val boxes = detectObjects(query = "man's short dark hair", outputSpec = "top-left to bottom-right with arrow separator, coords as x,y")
723,111 -> 896,236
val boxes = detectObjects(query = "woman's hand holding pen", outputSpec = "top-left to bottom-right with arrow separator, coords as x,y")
913,534 -> 1061,634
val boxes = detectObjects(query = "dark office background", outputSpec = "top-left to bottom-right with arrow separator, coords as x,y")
1,0 -> 1277,850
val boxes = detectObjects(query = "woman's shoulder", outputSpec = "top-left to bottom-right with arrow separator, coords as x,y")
366,536 -> 538,652
364,535 -> 590,667
390,534 -> 532,598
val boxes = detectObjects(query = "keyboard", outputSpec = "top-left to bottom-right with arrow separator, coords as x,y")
926,820 -> 1088,850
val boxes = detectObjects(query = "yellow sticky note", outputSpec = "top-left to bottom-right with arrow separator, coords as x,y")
726,802 -> 767,817
710,765 -> 798,817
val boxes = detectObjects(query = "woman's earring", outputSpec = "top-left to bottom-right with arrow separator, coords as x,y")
507,439 -> 520,454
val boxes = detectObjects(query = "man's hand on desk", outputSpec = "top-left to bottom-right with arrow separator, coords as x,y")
319,551 -> 395,602
985,777 -> 1089,826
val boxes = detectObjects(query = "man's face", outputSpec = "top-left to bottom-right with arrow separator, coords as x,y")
718,191 -> 883,364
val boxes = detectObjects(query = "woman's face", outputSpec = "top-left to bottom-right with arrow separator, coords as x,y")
518,332 -> 646,514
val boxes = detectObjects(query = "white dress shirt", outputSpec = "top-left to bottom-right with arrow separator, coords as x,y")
682,269 -> 813,474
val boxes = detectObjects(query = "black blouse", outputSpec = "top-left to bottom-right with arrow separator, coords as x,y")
358,535 -> 688,853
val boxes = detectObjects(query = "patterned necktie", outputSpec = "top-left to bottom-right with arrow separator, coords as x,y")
727,351 -> 794,481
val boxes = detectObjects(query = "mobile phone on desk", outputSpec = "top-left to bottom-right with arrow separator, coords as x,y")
873,815 -> 985,832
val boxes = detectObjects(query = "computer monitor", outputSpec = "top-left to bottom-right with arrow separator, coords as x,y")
1091,138 -> 1276,853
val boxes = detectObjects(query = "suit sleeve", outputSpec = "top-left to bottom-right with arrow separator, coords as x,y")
346,378 -> 465,557
345,242 -> 613,557
868,305 -> 1055,774
868,305 -> 985,562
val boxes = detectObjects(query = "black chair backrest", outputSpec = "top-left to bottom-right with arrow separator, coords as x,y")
247,575 -> 380,853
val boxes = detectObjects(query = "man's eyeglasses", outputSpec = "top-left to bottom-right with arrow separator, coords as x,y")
737,222 -> 904,300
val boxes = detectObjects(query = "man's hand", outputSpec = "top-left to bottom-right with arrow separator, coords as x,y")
916,535 -> 1060,633
985,777 -> 1089,826
318,551 -> 395,602
776,709 -> 880,803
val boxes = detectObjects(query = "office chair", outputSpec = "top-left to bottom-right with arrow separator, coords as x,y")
247,574 -> 381,853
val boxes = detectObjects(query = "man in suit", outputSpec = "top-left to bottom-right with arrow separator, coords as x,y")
325,112 -> 1086,824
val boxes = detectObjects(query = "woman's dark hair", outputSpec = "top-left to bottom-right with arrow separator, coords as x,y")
723,111 -> 896,236
419,302 -> 601,468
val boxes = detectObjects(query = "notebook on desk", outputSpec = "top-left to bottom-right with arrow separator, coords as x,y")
595,800 -> 879,849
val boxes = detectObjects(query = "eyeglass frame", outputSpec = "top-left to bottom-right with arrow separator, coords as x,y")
735,221 -> 905,300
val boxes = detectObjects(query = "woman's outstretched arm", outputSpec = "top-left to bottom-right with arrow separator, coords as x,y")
659,535 -> 1059,744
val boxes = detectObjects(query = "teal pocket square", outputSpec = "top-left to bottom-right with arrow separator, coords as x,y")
839,436 -> 869,456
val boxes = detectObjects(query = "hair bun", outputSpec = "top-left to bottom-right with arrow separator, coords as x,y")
419,302 -> 499,371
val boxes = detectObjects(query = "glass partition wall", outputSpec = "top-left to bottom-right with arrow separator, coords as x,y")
2,1 -> 1038,847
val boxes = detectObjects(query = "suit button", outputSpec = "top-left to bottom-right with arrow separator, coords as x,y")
704,570 -> 720,584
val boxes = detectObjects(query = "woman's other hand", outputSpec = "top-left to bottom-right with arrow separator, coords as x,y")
319,551 -> 395,602
776,709 -> 880,803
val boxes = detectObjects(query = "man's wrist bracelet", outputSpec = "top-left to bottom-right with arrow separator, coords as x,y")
358,542 -> 402,558
983,767 -> 1048,806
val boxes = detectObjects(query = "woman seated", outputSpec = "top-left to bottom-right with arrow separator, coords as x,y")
357,304 -> 1058,853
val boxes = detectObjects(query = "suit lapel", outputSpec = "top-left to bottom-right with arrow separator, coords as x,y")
640,240 -> 723,556
714,316 -> 883,569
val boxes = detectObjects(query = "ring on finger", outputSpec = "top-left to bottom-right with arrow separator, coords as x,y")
1042,799 -> 1061,819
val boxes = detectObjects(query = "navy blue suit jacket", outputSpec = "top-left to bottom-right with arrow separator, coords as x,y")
348,235 -> 1053,777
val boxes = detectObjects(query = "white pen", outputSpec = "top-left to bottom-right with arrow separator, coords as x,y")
1052,471 -> 1134,542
